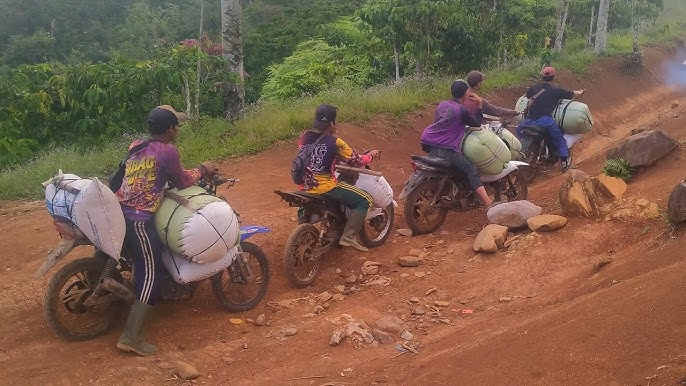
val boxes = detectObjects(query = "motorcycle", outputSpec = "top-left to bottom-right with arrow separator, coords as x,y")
399,154 -> 528,235
518,125 -> 574,183
38,176 -> 271,342
274,163 -> 394,288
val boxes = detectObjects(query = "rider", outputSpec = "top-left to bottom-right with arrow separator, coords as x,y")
516,66 -> 585,172
463,70 -> 520,125
114,105 -> 216,356
420,80 -> 494,207
297,104 -> 379,252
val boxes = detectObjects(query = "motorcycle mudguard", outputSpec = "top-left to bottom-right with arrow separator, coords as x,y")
480,161 -> 529,183
399,172 -> 434,200
34,238 -> 77,277
240,225 -> 271,241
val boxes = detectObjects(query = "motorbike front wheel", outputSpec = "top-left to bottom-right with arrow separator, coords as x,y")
521,140 -> 543,183
403,179 -> 449,235
43,256 -> 123,341
495,171 -> 528,202
283,223 -> 321,288
359,203 -> 394,248
211,241 -> 270,312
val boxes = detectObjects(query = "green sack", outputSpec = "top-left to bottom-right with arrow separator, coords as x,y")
515,95 -> 594,134
462,128 -> 512,175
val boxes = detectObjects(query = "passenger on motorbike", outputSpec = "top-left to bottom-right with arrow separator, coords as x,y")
420,80 -> 494,207
516,66 -> 585,172
463,70 -> 520,125
113,105 -> 217,356
297,104 -> 379,252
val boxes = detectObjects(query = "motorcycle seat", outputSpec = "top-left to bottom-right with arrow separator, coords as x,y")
520,125 -> 547,135
411,155 -> 451,168
274,190 -> 337,206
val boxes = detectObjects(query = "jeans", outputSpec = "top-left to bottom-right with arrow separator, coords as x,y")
517,115 -> 568,158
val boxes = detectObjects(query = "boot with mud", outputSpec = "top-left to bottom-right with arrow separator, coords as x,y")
338,210 -> 369,252
116,300 -> 158,356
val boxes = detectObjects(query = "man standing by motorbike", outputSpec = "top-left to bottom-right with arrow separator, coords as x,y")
297,104 -> 379,252
516,66 -> 585,172
114,105 -> 217,356
420,80 -> 494,207
463,70 -> 520,125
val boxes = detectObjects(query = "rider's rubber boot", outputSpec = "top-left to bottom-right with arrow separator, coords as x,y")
338,210 -> 369,252
116,300 -> 158,356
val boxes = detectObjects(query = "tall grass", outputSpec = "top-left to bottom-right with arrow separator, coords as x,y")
1,19 -> 685,200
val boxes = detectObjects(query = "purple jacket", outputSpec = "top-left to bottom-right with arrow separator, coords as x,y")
420,100 -> 482,152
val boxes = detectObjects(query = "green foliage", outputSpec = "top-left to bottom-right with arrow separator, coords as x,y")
602,158 -> 632,181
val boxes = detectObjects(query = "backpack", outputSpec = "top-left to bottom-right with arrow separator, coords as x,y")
108,140 -> 151,192
290,134 -> 326,185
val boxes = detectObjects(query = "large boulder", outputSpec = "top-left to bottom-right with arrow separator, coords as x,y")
668,180 -> 686,223
559,171 -> 624,218
487,200 -> 542,228
606,130 -> 678,168
473,224 -> 509,253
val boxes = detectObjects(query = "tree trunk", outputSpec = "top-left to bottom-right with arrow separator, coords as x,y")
195,0 -> 204,117
554,0 -> 570,52
587,5 -> 595,47
393,44 -> 400,82
594,0 -> 611,54
631,0 -> 641,54
221,0 -> 245,121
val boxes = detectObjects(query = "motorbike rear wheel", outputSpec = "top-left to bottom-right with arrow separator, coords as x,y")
283,223 -> 321,288
43,255 -> 123,341
522,141 -> 543,183
211,242 -> 270,312
359,203 -> 394,248
495,171 -> 528,202
403,179 -> 448,235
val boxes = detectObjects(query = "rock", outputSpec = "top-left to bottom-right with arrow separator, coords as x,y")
434,300 -> 451,307
398,256 -> 422,267
596,174 -> 627,200
527,215 -> 568,232
668,180 -> 686,223
335,284 -> 346,293
630,127 -> 647,135
606,130 -> 678,168
409,297 -> 421,304
282,327 -> 298,337
671,100 -> 679,109
255,314 -> 266,326
408,248 -> 422,257
175,361 -> 200,380
400,330 -> 414,341
229,318 -> 243,325
313,305 -> 325,314
414,271 -> 426,278
374,315 -> 407,335
330,330 -> 346,346
345,275 -> 358,284
473,224 -> 508,253
332,294 -> 345,301
411,307 -> 426,315
645,202 -> 661,219
499,297 -> 512,303
318,291 -> 334,303
487,200 -> 542,228
361,265 -> 379,275
371,329 -> 393,344
400,273 -> 410,278
343,322 -> 375,344
363,260 -> 382,267
397,228 -> 413,237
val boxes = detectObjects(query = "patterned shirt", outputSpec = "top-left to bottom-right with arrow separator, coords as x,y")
298,131 -> 372,194
116,140 -> 203,221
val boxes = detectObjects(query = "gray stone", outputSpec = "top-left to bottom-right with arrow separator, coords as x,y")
668,180 -> 686,223
371,329 -> 393,344
175,361 -> 200,380
255,314 -> 266,326
606,130 -> 678,168
398,256 -> 422,267
400,330 -> 414,341
487,200 -> 542,228
330,330 -> 346,346
374,315 -> 407,335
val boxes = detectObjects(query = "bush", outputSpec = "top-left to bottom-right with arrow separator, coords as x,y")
602,158 -> 632,181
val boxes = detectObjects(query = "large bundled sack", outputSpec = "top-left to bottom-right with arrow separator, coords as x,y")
515,96 -> 594,134
354,174 -> 394,208
43,171 -> 126,260
162,247 -> 238,284
487,122 -> 522,160
462,128 -> 512,176
154,186 -> 240,264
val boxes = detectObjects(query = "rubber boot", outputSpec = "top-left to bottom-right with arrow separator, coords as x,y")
116,300 -> 158,356
338,210 -> 369,252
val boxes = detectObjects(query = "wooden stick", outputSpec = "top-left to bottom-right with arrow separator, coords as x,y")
335,164 -> 383,177
290,375 -> 327,381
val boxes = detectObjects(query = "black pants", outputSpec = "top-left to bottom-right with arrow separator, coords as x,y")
426,147 -> 483,191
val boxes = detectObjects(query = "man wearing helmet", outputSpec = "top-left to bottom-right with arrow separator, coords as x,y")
517,66 -> 585,172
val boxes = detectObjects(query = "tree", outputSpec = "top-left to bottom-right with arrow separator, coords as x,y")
358,0 -> 408,82
221,0 -> 245,120
594,0 -> 611,54
554,0 -> 571,52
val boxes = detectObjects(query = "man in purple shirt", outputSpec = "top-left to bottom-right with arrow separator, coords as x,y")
420,80 -> 494,207
114,105 -> 216,356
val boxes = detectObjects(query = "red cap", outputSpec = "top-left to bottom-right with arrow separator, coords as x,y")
541,66 -> 556,77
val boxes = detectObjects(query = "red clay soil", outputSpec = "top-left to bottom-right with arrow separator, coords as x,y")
1,44 -> 686,386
